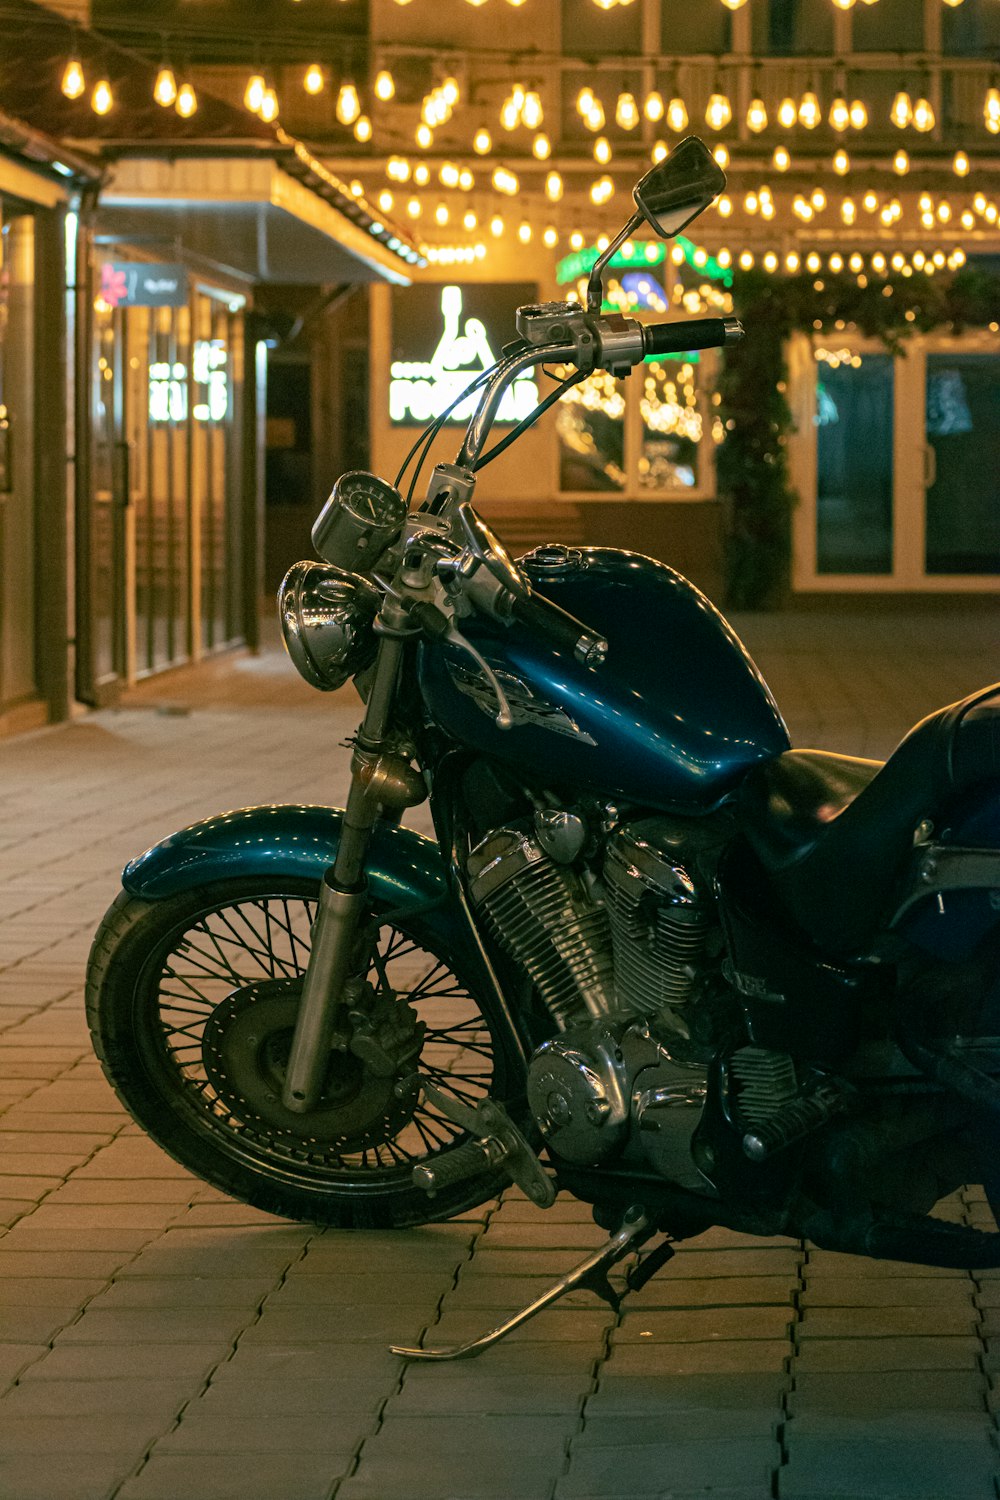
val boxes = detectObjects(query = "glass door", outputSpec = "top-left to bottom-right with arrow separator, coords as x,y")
924,343 -> 1000,578
0,202 -> 37,713
81,300 -> 128,703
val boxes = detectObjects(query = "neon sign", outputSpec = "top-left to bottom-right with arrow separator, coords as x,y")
389,285 -> 539,425
149,340 -> 228,424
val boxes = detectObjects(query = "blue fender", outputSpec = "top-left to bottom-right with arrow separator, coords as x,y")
123,803 -> 448,912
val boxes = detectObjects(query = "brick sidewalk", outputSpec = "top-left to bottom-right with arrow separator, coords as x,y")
0,608 -> 998,1500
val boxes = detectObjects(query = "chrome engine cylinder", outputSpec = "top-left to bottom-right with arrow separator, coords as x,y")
603,819 -> 708,1018
468,827 -> 615,1026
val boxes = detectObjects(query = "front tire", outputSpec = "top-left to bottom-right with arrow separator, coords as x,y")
86,876 -> 521,1227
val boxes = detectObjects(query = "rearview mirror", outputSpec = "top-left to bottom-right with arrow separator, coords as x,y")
633,137 -> 727,240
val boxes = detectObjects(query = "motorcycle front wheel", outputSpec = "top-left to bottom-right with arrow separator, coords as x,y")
87,876 -> 521,1228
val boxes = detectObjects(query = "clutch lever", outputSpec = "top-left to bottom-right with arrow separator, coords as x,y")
407,599 -> 514,731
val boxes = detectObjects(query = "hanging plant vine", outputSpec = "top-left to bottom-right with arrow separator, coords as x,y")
717,265 -> 1000,609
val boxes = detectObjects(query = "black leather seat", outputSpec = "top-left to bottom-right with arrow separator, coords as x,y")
738,683 -> 1000,957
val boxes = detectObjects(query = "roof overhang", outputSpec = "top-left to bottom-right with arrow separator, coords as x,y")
98,156 -> 414,286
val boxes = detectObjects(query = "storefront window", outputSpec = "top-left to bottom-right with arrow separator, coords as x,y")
638,359 -> 702,493
816,353 -> 894,575
0,203 -> 37,708
556,372 -> 626,493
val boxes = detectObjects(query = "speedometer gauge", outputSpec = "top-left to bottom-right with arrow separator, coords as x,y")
311,471 -> 407,573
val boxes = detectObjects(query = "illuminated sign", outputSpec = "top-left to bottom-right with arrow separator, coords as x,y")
556,236 -> 732,290
390,284 -> 540,425
101,261 -> 188,308
149,340 -> 228,424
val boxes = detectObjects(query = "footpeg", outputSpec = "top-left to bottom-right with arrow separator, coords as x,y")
392,1205 -> 656,1362
409,1078 -> 556,1208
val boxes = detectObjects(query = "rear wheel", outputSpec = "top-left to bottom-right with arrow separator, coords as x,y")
87,876 -> 521,1227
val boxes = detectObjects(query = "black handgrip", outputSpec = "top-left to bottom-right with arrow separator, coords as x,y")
510,588 -> 608,667
643,317 -> 744,358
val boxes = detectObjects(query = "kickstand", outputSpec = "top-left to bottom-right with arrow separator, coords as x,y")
391,1206 -> 657,1362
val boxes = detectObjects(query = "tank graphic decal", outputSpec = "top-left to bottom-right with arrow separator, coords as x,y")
448,659 -> 597,743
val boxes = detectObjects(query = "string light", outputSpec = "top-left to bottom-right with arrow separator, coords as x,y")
543,226 -> 558,248
841,197 -> 857,224
336,81 -> 361,125
811,187 -> 826,211
722,0 -> 748,8
441,76 -> 461,108
744,191 -> 758,215
644,90 -> 664,123
490,214 -> 504,237
473,126 -> 492,155
798,90 -> 822,129
893,148 -> 910,174
416,123 -> 433,148
61,56 -> 85,100
374,70 -> 395,102
91,78 -> 113,115
849,98 -> 869,129
862,188 -> 879,212
829,94 -> 850,132
407,198 -> 421,218
763,251 -> 779,273
533,132 -> 551,160
244,73 -> 265,113
378,189 -> 394,212
304,64 -> 324,95
961,210 -> 975,229
746,95 -> 768,133
435,203 -> 450,226
833,148 -> 850,175
462,209 -> 478,231
739,250 -> 754,270
773,145 -> 791,171
439,162 -> 460,187
705,89 -> 732,131
259,87 -> 279,122
785,251 -> 800,273
545,170 -> 563,201
890,89 -> 913,128
459,168 -> 474,191
492,166 -> 519,195
175,81 -> 197,118
953,150 -> 970,176
666,95 -> 689,132
806,252 -> 821,273
616,91 -> 640,130
712,144 -> 729,168
570,231 -> 585,250
153,65 -> 177,108
651,140 -> 668,163
518,221 -> 532,243
777,96 -> 797,129
912,95 -> 935,132
985,86 -> 1000,133
590,176 -> 614,205
594,135 -> 612,164
829,253 -> 843,272
522,89 -> 544,130
354,115 -> 372,141
414,163 -> 430,185
717,195 -> 733,217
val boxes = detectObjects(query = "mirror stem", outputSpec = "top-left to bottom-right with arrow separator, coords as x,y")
586,211 -> 644,313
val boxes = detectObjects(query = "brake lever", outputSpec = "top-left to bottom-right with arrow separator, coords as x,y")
443,624 -> 514,731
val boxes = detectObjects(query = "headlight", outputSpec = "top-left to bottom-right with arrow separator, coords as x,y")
278,561 -> 380,691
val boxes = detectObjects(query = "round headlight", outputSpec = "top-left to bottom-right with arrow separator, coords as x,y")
278,561 -> 380,691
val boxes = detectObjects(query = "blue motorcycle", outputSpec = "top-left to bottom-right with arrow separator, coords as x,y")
87,140 -> 1000,1359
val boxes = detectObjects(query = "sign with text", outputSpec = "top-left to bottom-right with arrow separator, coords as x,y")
100,262 -> 189,309
389,281 -> 539,426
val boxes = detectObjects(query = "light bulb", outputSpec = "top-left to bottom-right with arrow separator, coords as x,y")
717,195 -> 733,217
533,132 -> 551,160
832,0 -> 856,7
577,86 -> 595,116
849,98 -> 868,129
473,126 -> 492,155
850,253 -> 864,272
841,198 -> 857,224
744,191 -> 759,215
378,190 -> 394,212
764,252 -> 779,273
893,149 -> 909,174
974,191 -> 987,212
773,145 -> 791,171
666,96 -> 688,132
61,57 -> 85,100
912,96 -> 935,132
570,231 -> 585,251
712,144 -> 729,169
490,215 -> 504,237
244,73 -> 265,112
806,252 -> 821,273
793,195 -> 813,221
259,87 -> 278,122
937,200 -> 952,222
651,140 -> 668,163
336,81 -> 361,125
616,91 -> 640,130
871,252 -> 887,273
585,100 -> 606,131
354,114 -> 371,142
518,221 -> 532,243
785,252 -> 801,273
746,96 -> 768,133
374,70 -> 395,102
777,96 -> 797,129
406,198 -> 421,218
705,92 -> 732,131
739,250 -> 754,270
829,95 -> 850,132
175,82 -> 197,118
722,0 -> 748,6
492,166 -> 519,195
890,89 -> 913,129
644,90 -> 664,123
304,64 -> 324,95
435,202 -> 449,226
919,192 -> 933,212
154,66 -> 177,108
522,90 -> 544,130
829,253 -> 844,272
594,135 -> 612,164
798,90 -> 821,129
953,150 -> 970,176
961,209 -> 975,229
91,78 -> 113,116
439,162 -> 460,187
545,170 -> 563,201
414,163 -> 430,185
863,189 -> 879,212
717,249 -> 732,269
543,226 -> 558,248
459,169 -> 474,191
985,87 -> 1000,132
833,148 -> 850,175
441,77 -> 460,107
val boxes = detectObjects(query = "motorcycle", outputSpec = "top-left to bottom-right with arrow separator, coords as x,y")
87,138 -> 1000,1361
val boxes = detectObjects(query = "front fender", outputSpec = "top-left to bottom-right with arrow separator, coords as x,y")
123,804 -> 448,912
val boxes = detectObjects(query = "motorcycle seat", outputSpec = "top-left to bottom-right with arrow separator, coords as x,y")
738,682 -> 1000,956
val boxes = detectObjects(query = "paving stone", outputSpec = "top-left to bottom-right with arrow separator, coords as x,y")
605,1341 -> 790,1376
557,1439 -> 777,1495
801,1306 -> 977,1337
236,1305 -> 434,1344
790,1371 -> 988,1413
1,1226 -> 156,1251
0,1343 -> 46,1386
0,1379 -> 195,1417
215,1342 -> 402,1383
18,1342 -> 231,1382
615,1306 -> 794,1342
792,1336 -> 981,1372
0,1153 -> 93,1177
776,1439 -> 999,1498
625,1275 -> 799,1310
334,1456 -> 556,1499
479,1222 -> 607,1249
115,1249 -> 298,1279
0,1277 -> 107,1306
152,1413 -> 369,1455
0,1112 -> 125,1133
0,1176 -> 58,1199
0,1414 -> 168,1453
578,1411 -> 782,1445
389,1373 -> 590,1415
0,1251 -> 134,1278
619,1249 -> 803,1280
587,1373 -> 788,1417
272,1272 -> 449,1307
196,1377 -> 391,1416
786,1412 -> 991,1440
0,1132 -> 111,1155
0,1306 -> 80,1343
801,1277 -> 975,1307
54,1308 -> 253,1344
804,1251 -> 965,1279
117,1452 -> 348,1500
0,1451 -> 145,1500
370,1414 -> 575,1454
426,1308 -> 613,1345
45,1179 -> 203,1204
94,1276 -> 268,1311
12,1202 -> 183,1231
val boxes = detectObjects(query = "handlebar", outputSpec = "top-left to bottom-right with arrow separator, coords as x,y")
643,317 -> 744,358
509,589 -> 608,667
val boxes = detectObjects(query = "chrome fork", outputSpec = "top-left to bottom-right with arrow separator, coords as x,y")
281,595 -> 422,1114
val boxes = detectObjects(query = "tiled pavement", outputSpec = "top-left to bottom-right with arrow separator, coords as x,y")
0,605 -> 998,1500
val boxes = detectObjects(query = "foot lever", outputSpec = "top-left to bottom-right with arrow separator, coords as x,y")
391,1206 -> 655,1362
409,1078 -> 556,1209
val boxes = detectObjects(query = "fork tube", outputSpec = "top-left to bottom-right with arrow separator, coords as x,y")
281,613 -> 408,1113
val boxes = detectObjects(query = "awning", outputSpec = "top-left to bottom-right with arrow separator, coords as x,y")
99,156 -> 417,285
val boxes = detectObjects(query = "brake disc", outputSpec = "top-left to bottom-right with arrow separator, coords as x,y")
201,979 -> 420,1151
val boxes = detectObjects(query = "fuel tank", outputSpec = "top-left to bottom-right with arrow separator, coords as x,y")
417,547 -> 790,813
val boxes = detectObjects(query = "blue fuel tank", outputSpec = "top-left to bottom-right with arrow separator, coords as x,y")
417,547 -> 790,814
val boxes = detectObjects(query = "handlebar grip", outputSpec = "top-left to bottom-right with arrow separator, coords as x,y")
643,317 -> 744,358
510,589 -> 608,667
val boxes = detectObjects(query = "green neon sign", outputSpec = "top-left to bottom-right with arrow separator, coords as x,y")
556,234 -> 733,289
